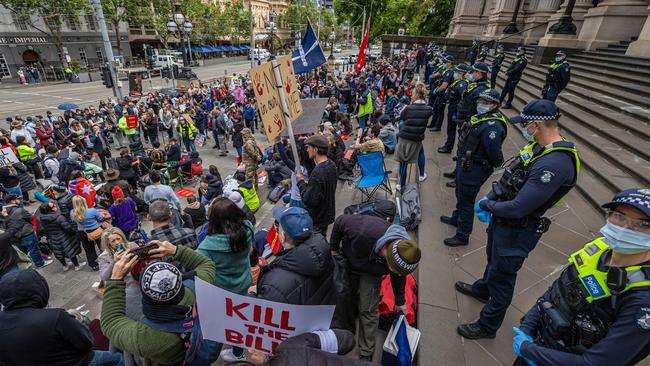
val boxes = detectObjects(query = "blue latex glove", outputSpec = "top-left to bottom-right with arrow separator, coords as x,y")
474,196 -> 492,223
513,327 -> 538,366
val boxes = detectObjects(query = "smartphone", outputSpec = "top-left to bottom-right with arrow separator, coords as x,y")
131,243 -> 159,259
116,243 -> 126,253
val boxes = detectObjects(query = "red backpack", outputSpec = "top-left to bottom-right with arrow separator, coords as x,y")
379,274 -> 418,326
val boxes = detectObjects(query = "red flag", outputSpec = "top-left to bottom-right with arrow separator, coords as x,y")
355,19 -> 371,74
266,224 -> 281,254
68,177 -> 96,208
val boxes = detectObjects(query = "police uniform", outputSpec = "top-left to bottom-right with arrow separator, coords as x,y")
477,48 -> 488,63
514,189 -> 650,366
439,64 -> 471,153
430,56 -> 455,131
443,89 -> 508,247
500,48 -> 528,108
542,51 -> 571,102
456,62 -> 492,125
456,100 -> 581,338
490,47 -> 505,87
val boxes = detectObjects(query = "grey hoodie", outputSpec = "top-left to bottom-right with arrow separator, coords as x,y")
374,224 -> 411,254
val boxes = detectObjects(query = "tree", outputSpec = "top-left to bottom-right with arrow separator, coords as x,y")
0,0 -> 90,68
101,0 -> 146,56
149,0 -> 173,48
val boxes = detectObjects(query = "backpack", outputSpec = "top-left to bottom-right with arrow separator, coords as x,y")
267,184 -> 288,203
344,199 -> 396,222
57,160 -> 74,182
43,156 -> 56,179
398,183 -> 421,231
378,274 -> 418,331
142,279 -> 221,366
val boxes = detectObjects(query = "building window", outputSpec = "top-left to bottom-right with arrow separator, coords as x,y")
79,48 -> 88,66
11,12 -> 29,31
86,14 -> 96,31
0,54 -> 10,78
44,15 -> 58,29
96,47 -> 104,64
66,16 -> 80,31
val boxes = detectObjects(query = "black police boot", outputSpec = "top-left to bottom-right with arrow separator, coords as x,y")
437,146 -> 452,154
444,236 -> 469,247
443,171 -> 456,179
440,215 -> 457,227
446,181 -> 456,188
502,103 -> 512,109
454,281 -> 488,303
457,322 -> 496,340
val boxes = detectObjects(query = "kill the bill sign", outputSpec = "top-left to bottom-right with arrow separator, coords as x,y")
250,55 -> 303,142
195,278 -> 335,354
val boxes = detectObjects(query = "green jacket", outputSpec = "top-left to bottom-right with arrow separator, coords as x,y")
196,220 -> 253,295
100,246 -> 216,366
118,116 -> 137,136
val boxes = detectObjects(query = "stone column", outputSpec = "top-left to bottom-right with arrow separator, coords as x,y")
544,0 -> 594,36
447,0 -> 488,39
626,9 -> 650,57
521,0 -> 564,43
577,0 -> 649,51
482,0 -> 526,38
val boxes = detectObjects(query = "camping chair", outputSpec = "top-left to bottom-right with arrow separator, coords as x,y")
352,151 -> 392,202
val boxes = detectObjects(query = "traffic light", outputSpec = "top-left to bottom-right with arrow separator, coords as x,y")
100,66 -> 113,88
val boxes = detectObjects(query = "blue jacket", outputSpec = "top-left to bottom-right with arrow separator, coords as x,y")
243,105 -> 256,121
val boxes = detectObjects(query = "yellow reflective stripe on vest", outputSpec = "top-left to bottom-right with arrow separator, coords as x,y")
469,114 -> 508,130
549,63 -> 563,70
568,237 -> 650,303
466,81 -> 491,94
518,140 -> 581,179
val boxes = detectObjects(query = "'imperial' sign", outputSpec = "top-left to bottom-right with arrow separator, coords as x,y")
0,36 -> 49,45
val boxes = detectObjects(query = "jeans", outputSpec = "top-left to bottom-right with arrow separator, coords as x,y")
289,198 -> 304,208
490,66 -> 501,87
398,146 -> 426,187
339,103 -> 348,113
88,350 -> 124,366
18,234 -> 44,267
147,132 -> 159,146
357,115 -> 368,130
184,140 -> 196,152
235,146 -> 243,157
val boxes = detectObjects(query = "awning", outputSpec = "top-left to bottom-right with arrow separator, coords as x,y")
241,45 -> 250,50
254,34 -> 268,41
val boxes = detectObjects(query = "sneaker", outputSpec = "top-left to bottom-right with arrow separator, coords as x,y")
419,173 -> 427,182
395,184 -> 401,192
37,259 -> 54,268
220,348 -> 246,362
62,264 -> 70,272
74,262 -> 87,271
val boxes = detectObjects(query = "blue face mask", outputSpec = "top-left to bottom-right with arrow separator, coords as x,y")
476,103 -> 491,115
522,124 -> 537,142
601,221 -> 650,255
466,73 -> 476,82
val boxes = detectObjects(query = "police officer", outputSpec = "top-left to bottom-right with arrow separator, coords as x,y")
438,63 -> 471,154
426,54 -> 445,128
430,55 -> 455,132
490,44 -> 505,87
456,62 -> 492,125
477,44 -> 489,63
500,46 -> 528,109
512,188 -> 650,366
440,89 -> 508,247
455,99 -> 581,339
542,50 -> 571,102
469,40 -> 479,65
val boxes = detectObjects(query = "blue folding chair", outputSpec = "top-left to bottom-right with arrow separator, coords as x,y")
353,151 -> 392,202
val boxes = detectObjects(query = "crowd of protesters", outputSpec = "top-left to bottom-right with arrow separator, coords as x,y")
0,46 -> 435,366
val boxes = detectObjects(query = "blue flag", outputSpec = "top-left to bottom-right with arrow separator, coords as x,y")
292,21 -> 326,74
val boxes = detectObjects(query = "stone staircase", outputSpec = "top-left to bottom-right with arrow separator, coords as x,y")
488,46 -> 650,212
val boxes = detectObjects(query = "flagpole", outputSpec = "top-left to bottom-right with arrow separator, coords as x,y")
271,58 -> 302,175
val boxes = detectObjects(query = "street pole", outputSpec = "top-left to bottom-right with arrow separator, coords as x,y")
187,35 -> 193,64
91,0 -> 123,99
249,0 -> 255,69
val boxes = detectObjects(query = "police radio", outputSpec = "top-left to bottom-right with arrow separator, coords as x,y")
606,267 -> 627,309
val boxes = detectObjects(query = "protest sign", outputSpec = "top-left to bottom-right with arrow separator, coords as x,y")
277,55 -> 303,121
250,62 -> 284,142
0,148 -> 19,167
126,115 -> 138,129
195,278 -> 335,354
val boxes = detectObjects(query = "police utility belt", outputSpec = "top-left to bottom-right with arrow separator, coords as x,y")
456,113 -> 508,172
536,238 -> 650,353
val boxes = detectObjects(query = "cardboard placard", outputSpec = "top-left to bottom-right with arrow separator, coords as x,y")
277,55 -> 303,121
126,115 -> 138,129
250,62 -> 284,142
195,278 -> 335,354
0,148 -> 19,167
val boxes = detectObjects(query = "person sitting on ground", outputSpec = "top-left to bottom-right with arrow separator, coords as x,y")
255,206 -> 335,305
108,186 -> 139,238
227,190 -> 257,225
378,115 -> 397,154
166,138 -> 181,162
182,194 -> 206,230
196,197 -> 253,363
147,141 -> 167,170
115,148 -> 138,191
234,170 -> 260,213
100,241 -> 217,366
354,124 -> 385,155
264,153 -> 292,188
58,151 -> 85,184
43,144 -> 61,181
143,170 -> 181,211
0,269 -> 124,366
148,200 -> 198,249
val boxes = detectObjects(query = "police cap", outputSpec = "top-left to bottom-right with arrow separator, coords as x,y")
556,50 -> 566,56
444,55 -> 455,63
510,99 -> 561,124
602,189 -> 650,218
517,46 -> 526,53
478,89 -> 500,104
472,62 -> 489,73
454,63 -> 471,73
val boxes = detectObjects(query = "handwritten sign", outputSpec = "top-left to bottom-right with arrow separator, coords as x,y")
277,55 -> 303,121
0,148 -> 19,167
125,115 -> 138,129
195,278 -> 335,354
250,62 -> 284,142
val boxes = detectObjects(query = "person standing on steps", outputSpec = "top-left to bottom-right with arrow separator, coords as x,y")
500,46 -> 528,109
429,55 -> 455,132
455,99 -> 581,340
490,44 -> 505,88
440,89 -> 508,247
542,50 -> 571,102
438,63 -> 471,154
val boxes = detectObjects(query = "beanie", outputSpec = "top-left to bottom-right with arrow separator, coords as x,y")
140,261 -> 184,304
112,185 -> 125,200
384,240 -> 421,276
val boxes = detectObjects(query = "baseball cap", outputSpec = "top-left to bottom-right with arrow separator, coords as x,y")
272,206 -> 313,241
384,240 -> 421,276
510,99 -> 561,124
602,189 -> 650,218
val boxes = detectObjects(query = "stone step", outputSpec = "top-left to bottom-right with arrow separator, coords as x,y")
571,53 -> 650,71
500,55 -> 650,108
594,49 -> 631,56
600,44 -> 629,52
566,57 -> 650,83
581,50 -> 650,63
